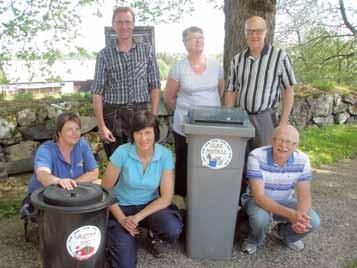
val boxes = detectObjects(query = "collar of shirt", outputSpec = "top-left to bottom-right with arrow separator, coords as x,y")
114,39 -> 138,53
128,143 -> 162,162
245,43 -> 270,60
265,146 -> 295,167
53,141 -> 79,166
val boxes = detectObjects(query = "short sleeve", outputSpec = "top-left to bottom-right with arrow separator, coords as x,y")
110,145 -> 128,169
297,154 -> 313,182
162,148 -> 174,171
34,144 -> 53,171
168,62 -> 180,82
280,52 -> 297,90
80,139 -> 97,171
246,153 -> 263,180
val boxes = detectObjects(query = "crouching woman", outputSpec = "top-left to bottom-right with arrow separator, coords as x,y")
102,110 -> 182,268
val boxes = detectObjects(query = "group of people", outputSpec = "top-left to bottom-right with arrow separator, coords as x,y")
26,6 -> 320,268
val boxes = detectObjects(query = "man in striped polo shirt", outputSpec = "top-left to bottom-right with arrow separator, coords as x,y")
92,6 -> 161,157
225,16 -> 296,149
241,124 -> 320,254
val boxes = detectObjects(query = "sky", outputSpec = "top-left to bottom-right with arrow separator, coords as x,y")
77,1 -> 225,55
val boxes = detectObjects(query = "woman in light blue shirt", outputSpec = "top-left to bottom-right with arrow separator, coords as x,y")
102,110 -> 182,268
164,26 -> 224,197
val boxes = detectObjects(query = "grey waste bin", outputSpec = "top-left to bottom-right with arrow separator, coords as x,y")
182,106 -> 255,260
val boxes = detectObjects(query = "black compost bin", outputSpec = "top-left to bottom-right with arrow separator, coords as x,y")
31,183 -> 114,268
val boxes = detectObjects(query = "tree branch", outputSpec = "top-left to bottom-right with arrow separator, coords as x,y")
339,0 -> 356,36
321,52 -> 354,64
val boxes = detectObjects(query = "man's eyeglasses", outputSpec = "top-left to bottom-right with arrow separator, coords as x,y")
186,36 -> 204,41
245,28 -> 266,35
114,20 -> 133,26
273,137 -> 297,147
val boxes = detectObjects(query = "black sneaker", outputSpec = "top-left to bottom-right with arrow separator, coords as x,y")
147,230 -> 165,258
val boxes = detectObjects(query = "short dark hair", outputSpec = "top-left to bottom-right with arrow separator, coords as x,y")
54,112 -> 81,141
130,110 -> 160,143
182,26 -> 203,42
112,6 -> 135,24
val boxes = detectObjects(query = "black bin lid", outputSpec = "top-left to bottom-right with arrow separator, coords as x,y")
43,184 -> 103,207
187,106 -> 249,126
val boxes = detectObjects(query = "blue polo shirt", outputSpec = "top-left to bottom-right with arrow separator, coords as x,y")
28,138 -> 98,194
110,143 -> 174,206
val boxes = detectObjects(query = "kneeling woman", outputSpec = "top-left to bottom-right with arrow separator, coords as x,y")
103,110 -> 182,268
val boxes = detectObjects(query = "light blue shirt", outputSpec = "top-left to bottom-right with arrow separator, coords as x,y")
28,138 -> 98,194
110,143 -> 174,206
241,146 -> 312,206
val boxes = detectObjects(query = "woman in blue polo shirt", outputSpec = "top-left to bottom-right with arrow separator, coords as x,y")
102,110 -> 182,268
27,112 -> 99,194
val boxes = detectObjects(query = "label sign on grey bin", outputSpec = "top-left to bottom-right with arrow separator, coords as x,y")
201,138 -> 232,169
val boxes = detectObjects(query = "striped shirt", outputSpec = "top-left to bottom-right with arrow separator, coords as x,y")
226,44 -> 296,114
241,146 -> 312,206
91,42 -> 161,104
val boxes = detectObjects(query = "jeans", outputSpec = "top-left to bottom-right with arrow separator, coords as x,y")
244,198 -> 320,246
106,203 -> 182,268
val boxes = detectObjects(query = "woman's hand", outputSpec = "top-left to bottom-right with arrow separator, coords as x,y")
119,215 -> 140,237
57,178 -> 77,190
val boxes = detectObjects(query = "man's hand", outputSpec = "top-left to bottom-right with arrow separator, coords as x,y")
290,210 -> 311,234
99,125 -> 116,143
57,178 -> 77,191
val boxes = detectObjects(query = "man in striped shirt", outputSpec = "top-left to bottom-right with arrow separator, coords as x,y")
91,6 -> 161,157
241,125 -> 320,254
225,16 -> 296,149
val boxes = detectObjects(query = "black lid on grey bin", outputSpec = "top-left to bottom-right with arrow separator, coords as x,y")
31,183 -> 114,213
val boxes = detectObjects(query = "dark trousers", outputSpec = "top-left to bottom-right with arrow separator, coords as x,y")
173,131 -> 188,197
106,204 -> 182,268
102,103 -> 149,157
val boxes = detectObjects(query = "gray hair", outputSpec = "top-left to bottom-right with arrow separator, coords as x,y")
182,26 -> 203,42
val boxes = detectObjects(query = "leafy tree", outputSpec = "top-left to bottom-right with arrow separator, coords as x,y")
0,0 -> 102,83
276,0 -> 356,86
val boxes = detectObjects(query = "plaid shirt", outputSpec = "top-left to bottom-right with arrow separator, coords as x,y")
91,41 -> 161,104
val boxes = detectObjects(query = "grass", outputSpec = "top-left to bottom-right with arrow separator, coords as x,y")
345,259 -> 357,268
299,124 -> 357,167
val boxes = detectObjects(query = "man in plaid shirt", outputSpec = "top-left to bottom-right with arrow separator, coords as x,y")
91,6 -> 161,157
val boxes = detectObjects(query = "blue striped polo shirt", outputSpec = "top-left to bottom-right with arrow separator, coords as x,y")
241,146 -> 312,206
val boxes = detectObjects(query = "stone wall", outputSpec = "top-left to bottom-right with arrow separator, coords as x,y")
0,91 -> 355,179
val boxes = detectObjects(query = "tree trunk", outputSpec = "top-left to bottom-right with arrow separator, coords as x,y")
223,0 -> 277,77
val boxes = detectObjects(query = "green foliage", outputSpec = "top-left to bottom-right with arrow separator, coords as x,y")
288,27 -> 357,87
310,80 -> 337,91
345,259 -> 357,268
0,198 -> 23,218
157,52 -> 183,66
157,58 -> 169,80
60,92 -> 91,102
13,92 -> 34,100
299,124 -> 357,167
0,0 -> 101,81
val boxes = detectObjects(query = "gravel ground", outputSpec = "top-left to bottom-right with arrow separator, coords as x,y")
0,158 -> 356,268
